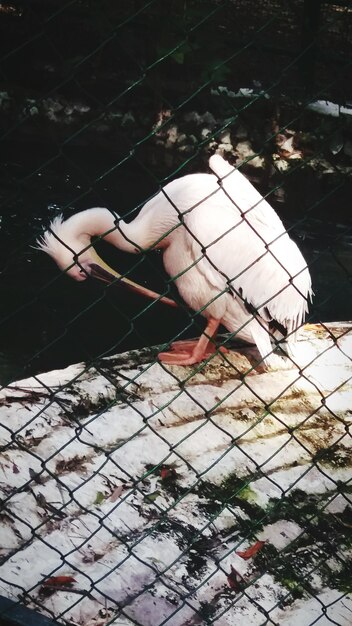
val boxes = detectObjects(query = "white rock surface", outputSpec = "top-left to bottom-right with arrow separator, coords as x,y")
0,323 -> 351,625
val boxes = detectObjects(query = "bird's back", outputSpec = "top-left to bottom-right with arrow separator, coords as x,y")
123,158 -> 311,332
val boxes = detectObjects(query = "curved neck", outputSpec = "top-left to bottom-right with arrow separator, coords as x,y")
67,207 -> 139,253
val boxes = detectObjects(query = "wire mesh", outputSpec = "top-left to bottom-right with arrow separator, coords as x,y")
0,1 -> 352,625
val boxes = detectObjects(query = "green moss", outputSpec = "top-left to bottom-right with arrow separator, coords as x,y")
194,474 -> 268,544
266,490 -> 324,525
280,578 -> 305,600
337,482 -> 352,494
64,391 -> 116,421
142,468 -> 352,605
313,443 -> 352,468
332,559 -> 352,593
143,463 -> 187,499
245,489 -> 352,600
185,549 -> 208,578
200,473 -> 254,504
198,601 -> 217,622
266,490 -> 352,552
236,484 -> 258,503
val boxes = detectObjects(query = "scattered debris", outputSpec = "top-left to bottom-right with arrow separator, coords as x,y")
0,323 -> 351,624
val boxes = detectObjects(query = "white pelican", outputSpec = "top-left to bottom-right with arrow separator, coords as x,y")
38,154 -> 312,367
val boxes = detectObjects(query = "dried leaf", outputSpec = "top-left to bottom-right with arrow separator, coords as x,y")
227,565 -> 244,591
236,540 -> 266,560
35,492 -> 66,518
29,467 -> 42,483
12,463 -> 19,474
43,575 -> 76,587
110,484 -> 124,502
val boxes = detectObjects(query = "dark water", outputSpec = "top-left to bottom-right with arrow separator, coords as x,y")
0,143 -> 352,385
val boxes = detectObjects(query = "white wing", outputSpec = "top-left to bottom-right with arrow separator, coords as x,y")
184,155 -> 312,332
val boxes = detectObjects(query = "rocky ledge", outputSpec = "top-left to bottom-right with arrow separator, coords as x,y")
0,323 -> 351,625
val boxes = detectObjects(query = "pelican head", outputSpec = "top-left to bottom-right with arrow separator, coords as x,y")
37,215 -> 95,281
37,209 -> 178,307
37,209 -> 129,285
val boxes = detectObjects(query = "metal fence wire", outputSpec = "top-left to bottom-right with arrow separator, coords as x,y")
0,1 -> 352,625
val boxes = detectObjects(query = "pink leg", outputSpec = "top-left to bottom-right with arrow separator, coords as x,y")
158,318 -> 225,365
169,339 -> 229,356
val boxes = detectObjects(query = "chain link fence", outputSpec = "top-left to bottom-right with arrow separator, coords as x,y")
0,1 -> 352,625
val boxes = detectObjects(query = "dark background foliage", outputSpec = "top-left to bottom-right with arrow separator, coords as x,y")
0,0 -> 351,383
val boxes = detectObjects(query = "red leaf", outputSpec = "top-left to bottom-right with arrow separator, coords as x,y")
160,466 -> 177,480
43,575 -> 76,587
236,540 -> 266,560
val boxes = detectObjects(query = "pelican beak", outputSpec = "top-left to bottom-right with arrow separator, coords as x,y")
86,252 -> 178,308
88,261 -> 122,284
